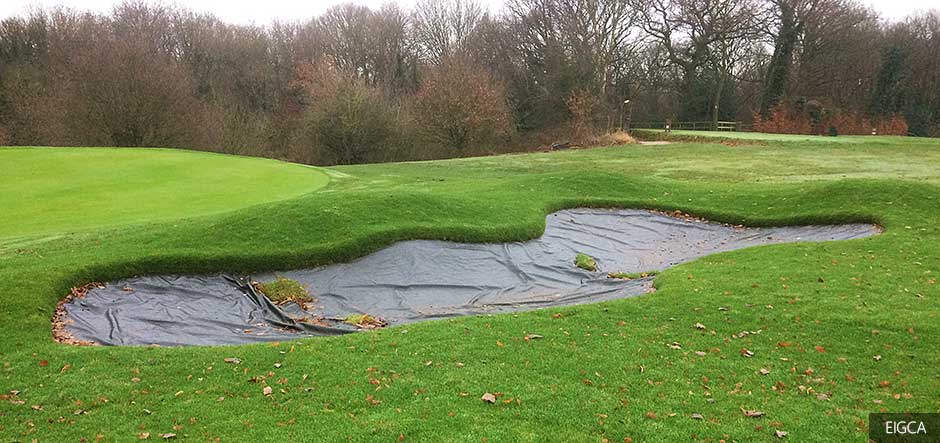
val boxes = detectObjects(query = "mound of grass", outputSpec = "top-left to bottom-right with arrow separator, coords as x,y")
255,276 -> 311,304
575,253 -> 597,271
2,137 -> 940,441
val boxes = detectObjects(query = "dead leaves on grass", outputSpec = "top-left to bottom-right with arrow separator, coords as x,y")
742,408 -> 765,418
52,283 -> 102,346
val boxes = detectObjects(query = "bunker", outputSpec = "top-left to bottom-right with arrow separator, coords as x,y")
57,208 -> 880,346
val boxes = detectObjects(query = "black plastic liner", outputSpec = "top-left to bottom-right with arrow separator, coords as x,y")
61,209 -> 879,346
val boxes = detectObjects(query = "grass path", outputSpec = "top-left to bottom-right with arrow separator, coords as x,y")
0,137 -> 938,442
0,147 -> 329,242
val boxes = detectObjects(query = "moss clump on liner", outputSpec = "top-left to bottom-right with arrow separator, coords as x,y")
607,271 -> 659,280
575,253 -> 597,271
256,276 -> 312,305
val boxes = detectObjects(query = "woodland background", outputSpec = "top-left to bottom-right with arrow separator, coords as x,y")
1,0 -> 937,164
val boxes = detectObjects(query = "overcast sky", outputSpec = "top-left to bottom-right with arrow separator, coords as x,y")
1,0 -> 935,25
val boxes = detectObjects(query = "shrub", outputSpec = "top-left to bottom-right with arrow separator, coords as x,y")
591,130 -> 637,146
565,89 -> 601,142
412,57 -> 513,153
293,61 -> 401,165
754,100 -> 908,136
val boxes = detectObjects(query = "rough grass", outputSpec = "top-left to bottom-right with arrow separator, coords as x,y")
0,135 -> 938,442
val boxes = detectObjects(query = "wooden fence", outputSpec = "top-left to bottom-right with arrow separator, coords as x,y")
628,121 -> 746,131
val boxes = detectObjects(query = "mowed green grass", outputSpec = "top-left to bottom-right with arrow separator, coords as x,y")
1,136 -> 939,442
0,147 -> 329,242
649,129 -> 873,143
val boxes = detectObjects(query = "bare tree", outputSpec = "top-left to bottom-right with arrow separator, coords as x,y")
412,0 -> 484,64
640,0 -> 764,124
792,0 -> 881,110
412,57 -> 513,152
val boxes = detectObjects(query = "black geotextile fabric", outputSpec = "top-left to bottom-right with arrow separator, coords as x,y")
62,208 -> 880,346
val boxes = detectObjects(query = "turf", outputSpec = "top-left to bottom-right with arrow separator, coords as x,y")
575,253 -> 598,271
1,136 -> 938,442
637,129 -> 897,143
0,147 -> 329,242
256,276 -> 310,305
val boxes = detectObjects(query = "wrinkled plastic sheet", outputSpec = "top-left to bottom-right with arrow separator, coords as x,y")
62,208 -> 879,346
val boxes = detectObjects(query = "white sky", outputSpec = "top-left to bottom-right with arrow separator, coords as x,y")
0,0 -> 934,25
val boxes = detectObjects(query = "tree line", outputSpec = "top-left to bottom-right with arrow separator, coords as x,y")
1,0 -> 938,164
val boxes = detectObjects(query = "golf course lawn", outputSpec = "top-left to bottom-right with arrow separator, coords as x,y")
0,147 -> 330,242
1,136 -> 938,442
640,129 -> 875,143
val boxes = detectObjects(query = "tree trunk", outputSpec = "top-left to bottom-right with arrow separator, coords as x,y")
712,70 -> 725,131
761,0 -> 801,117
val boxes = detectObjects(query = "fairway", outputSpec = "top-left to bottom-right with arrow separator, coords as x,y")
639,129 -> 884,143
0,147 -> 330,241
1,135 -> 939,442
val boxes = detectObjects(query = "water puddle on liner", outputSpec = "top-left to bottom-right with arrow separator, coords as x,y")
57,208 -> 880,346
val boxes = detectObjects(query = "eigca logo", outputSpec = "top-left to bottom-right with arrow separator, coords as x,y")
870,413 -> 940,442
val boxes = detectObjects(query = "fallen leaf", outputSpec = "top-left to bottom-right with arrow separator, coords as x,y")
774,430 -> 788,438
262,386 -> 273,396
759,368 -> 770,375
524,334 -> 543,341
481,393 -> 496,403
873,355 -> 882,361
160,433 -> 176,440
740,349 -> 755,358
694,351 -> 707,356
691,413 -> 704,420
138,432 -> 150,439
668,342 -> 682,350
223,358 -> 241,364
742,409 -> 765,417
693,323 -> 706,330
